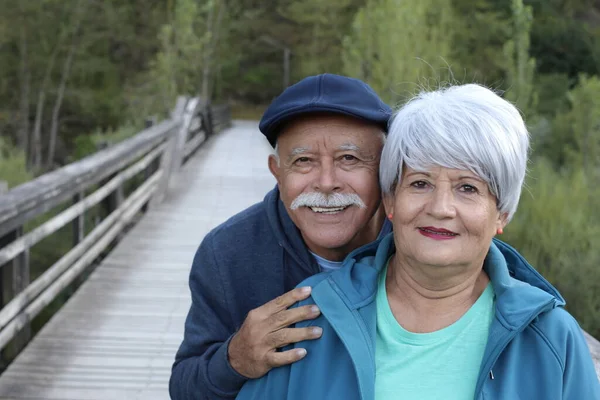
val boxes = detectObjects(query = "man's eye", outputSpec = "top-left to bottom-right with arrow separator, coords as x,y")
341,154 -> 357,162
294,157 -> 310,164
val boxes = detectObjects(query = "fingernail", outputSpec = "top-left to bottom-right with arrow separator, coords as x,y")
310,306 -> 320,314
312,327 -> 323,337
297,348 -> 307,357
300,286 -> 311,294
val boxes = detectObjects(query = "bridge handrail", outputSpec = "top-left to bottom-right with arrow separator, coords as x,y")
0,97 -> 231,352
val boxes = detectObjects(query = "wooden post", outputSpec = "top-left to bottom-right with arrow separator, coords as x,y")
0,180 -> 31,362
141,117 -> 156,213
72,191 -> 85,246
0,226 -> 30,367
149,98 -> 193,206
172,98 -> 199,172
203,102 -> 214,138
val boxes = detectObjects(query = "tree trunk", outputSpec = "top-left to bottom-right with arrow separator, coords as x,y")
201,1 -> 226,101
47,4 -> 83,169
17,26 -> 30,157
30,41 -> 62,171
201,1 -> 215,100
30,91 -> 46,171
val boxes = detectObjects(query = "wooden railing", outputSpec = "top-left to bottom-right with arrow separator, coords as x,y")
0,97 -> 231,356
586,331 -> 600,379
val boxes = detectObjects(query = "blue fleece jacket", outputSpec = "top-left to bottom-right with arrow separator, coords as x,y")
237,233 -> 600,400
169,187 -> 392,399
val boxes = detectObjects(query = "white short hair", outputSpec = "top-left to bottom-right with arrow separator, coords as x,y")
380,84 -> 529,220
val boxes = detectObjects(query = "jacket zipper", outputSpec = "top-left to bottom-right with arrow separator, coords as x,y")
474,299 -> 556,397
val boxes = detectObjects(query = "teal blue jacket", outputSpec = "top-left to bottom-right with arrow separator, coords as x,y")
237,233 -> 600,400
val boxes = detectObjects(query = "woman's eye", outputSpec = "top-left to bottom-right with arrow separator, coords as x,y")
460,184 -> 479,193
410,180 -> 428,189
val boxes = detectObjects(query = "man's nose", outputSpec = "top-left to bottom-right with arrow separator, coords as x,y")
314,159 -> 342,193
427,187 -> 456,219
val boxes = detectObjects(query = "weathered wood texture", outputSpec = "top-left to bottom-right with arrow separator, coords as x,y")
0,119 -> 179,238
0,97 -> 230,362
0,121 -> 276,399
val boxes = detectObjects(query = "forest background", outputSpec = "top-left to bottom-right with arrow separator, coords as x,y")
0,0 -> 599,346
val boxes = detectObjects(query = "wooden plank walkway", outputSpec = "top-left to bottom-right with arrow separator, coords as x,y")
0,121 -> 276,400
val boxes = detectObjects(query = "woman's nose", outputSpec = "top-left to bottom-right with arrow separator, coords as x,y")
427,187 -> 456,219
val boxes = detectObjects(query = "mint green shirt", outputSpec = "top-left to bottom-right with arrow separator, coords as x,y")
375,262 -> 495,400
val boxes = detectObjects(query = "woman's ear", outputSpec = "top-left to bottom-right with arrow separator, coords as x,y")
496,212 -> 509,231
382,192 -> 394,217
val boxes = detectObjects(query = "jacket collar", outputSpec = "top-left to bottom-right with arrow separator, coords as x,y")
328,233 -> 563,330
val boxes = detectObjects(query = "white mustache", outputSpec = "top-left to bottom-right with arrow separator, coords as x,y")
290,192 -> 366,210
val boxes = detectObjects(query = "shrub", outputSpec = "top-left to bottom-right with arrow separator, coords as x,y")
503,159 -> 600,337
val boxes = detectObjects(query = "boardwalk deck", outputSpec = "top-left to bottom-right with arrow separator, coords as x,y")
0,121 -> 276,400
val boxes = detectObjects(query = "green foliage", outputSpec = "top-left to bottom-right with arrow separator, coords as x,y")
0,138 -> 33,188
503,0 -> 537,115
128,0 -> 207,119
529,3 -> 599,78
539,75 -> 600,170
450,0 -> 510,85
533,73 -> 571,116
278,0 -> 360,77
342,0 -> 456,103
503,159 -> 600,336
72,122 -> 142,161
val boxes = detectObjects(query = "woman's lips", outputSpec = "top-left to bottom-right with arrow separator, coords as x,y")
418,226 -> 459,240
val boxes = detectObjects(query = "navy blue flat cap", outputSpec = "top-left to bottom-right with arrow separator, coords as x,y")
259,73 -> 392,147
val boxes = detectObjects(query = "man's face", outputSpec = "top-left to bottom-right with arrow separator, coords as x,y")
269,114 -> 384,261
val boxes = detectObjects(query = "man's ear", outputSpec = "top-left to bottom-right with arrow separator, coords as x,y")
268,154 -> 281,184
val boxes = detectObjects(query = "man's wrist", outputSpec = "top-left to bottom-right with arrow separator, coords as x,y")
207,335 -> 249,395
226,333 -> 250,378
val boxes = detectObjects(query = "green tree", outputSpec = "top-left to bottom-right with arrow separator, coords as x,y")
545,75 -> 600,172
503,0 -> 537,115
278,0 -> 362,77
504,159 -> 600,337
129,0 -> 208,117
451,0 -> 510,86
343,0 -> 456,103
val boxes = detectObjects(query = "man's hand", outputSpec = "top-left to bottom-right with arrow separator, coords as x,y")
228,286 -> 323,379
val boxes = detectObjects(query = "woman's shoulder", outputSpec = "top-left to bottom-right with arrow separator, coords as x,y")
295,271 -> 332,295
530,306 -> 593,363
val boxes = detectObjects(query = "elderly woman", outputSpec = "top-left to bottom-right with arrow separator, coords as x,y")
236,84 -> 600,399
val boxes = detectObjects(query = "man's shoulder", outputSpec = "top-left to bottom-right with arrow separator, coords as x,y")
205,200 -> 275,249
213,201 -> 268,232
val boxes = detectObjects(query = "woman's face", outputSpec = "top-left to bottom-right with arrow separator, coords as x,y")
384,166 -> 508,269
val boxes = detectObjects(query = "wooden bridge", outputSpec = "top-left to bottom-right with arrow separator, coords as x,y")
0,99 -> 276,399
0,98 -> 598,399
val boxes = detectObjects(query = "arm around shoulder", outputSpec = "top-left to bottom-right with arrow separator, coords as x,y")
170,232 -> 249,400
235,350 -> 293,400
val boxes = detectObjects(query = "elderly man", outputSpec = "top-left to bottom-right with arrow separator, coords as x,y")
169,74 -> 392,400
